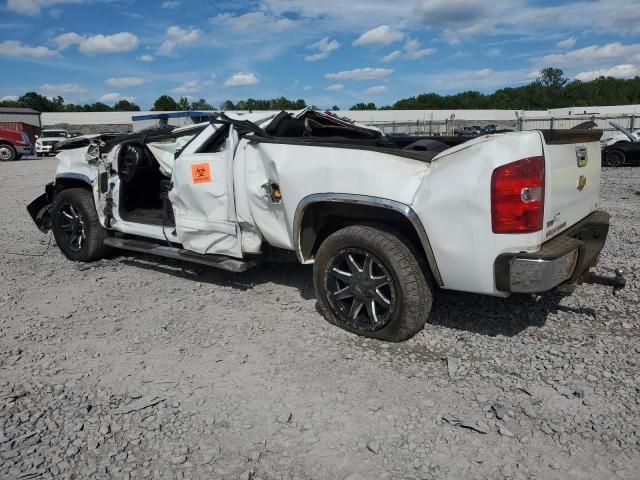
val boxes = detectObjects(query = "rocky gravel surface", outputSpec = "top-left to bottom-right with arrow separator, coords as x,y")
1,158 -> 639,479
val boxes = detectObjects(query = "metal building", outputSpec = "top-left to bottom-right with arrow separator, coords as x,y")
0,107 -> 42,144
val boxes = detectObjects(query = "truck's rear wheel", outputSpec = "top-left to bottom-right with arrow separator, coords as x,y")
51,188 -> 110,262
314,225 -> 432,342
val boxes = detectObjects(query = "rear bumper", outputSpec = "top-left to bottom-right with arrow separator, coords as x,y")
495,210 -> 611,293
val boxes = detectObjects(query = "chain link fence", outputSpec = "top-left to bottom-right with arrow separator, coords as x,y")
365,114 -> 637,137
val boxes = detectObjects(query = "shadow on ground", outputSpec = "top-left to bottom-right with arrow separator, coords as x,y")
112,251 -> 594,338
117,252 -> 316,300
429,289 -> 596,337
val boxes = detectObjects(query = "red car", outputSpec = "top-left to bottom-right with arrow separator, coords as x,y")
0,128 -> 33,161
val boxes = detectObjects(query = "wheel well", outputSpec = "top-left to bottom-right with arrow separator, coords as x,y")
0,141 -> 15,148
297,201 -> 440,283
54,176 -> 92,195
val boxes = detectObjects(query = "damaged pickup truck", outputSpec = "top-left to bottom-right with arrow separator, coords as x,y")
27,109 -> 625,341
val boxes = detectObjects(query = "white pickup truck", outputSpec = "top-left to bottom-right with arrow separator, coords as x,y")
27,109 -> 624,341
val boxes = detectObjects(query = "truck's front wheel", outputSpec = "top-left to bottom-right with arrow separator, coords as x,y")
51,188 -> 110,262
314,225 -> 433,342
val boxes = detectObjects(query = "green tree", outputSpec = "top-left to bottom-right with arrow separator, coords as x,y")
177,97 -> 190,111
87,102 -> 112,112
221,100 -> 235,110
331,105 -> 340,111
191,98 -> 213,110
349,102 -> 377,111
152,95 -> 179,111
536,67 -> 568,88
17,92 -> 64,112
113,99 -> 141,111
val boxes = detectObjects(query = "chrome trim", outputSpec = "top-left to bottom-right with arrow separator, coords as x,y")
293,193 -> 444,286
509,250 -> 578,293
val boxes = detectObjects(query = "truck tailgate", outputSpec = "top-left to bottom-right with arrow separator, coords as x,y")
540,129 -> 602,241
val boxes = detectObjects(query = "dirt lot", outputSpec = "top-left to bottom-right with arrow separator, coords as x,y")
1,157 -> 639,480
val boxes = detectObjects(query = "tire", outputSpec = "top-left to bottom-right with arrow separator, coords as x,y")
0,143 -> 16,161
313,225 -> 433,342
15,154 -> 22,161
605,150 -> 626,167
51,188 -> 111,262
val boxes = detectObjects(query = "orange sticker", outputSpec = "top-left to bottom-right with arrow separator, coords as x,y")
191,163 -> 211,184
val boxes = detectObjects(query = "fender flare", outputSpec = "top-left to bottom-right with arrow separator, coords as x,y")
293,193 -> 443,286
55,172 -> 93,188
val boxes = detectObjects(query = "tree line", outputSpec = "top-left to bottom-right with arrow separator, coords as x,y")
2,68 -> 639,113
351,68 -> 640,111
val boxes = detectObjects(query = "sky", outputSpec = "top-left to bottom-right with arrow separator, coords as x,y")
0,0 -> 639,110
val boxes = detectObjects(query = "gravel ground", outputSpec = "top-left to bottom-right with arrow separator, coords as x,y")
1,157 -> 639,480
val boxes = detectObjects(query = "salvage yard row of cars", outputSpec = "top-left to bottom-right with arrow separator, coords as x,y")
25,108 -> 625,342
3,118 -> 639,166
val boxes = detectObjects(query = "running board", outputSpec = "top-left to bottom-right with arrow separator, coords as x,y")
104,237 -> 259,273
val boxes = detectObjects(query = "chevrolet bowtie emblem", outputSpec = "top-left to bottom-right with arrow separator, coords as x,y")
577,175 -> 587,191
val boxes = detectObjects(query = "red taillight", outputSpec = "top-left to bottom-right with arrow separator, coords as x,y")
491,156 -> 545,234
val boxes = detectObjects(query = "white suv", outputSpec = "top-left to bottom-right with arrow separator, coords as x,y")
35,129 -> 70,156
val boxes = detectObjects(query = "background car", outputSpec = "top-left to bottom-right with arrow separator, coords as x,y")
602,122 -> 640,166
0,128 -> 33,161
35,129 -> 70,156
454,126 -> 481,136
600,128 -> 640,147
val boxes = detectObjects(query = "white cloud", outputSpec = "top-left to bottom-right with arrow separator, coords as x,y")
54,32 -> 82,50
382,50 -> 401,62
157,26 -> 202,56
1,95 -> 19,101
408,67 -> 533,92
353,25 -> 404,46
98,92 -> 135,103
326,83 -> 344,91
38,83 -> 87,96
161,1 -> 180,8
382,39 -> 435,62
224,72 -> 259,87
538,43 -> 640,68
575,64 -> 638,81
170,80 -> 202,95
556,37 -> 576,49
0,40 -> 59,58
303,85 -> 313,91
106,77 -> 146,88
325,67 -> 393,81
54,32 -> 139,55
6,0 -> 83,16
364,85 -> 387,95
402,39 -> 435,60
413,0 -> 499,43
305,37 -> 340,61
138,54 -> 154,62
211,11 -> 297,33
